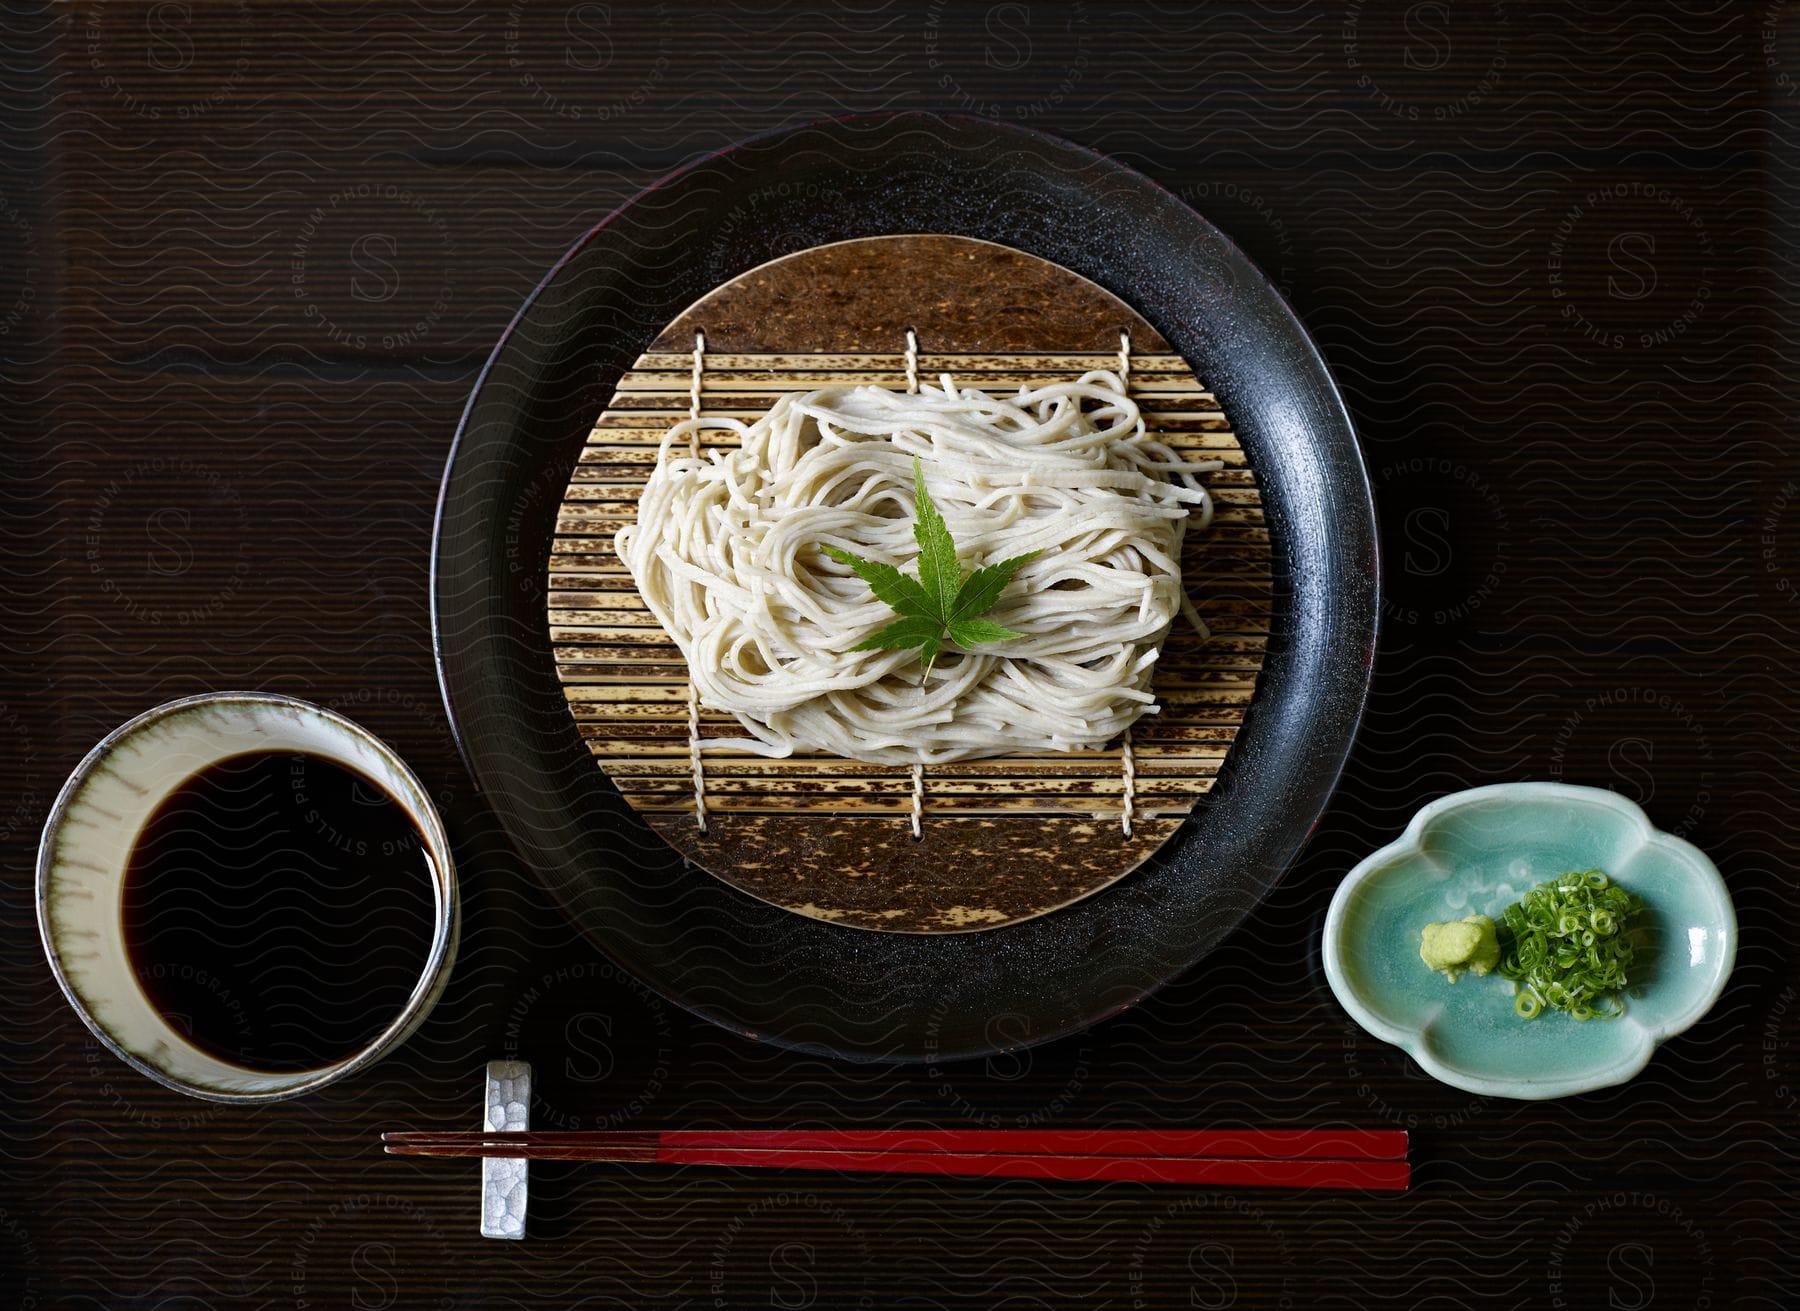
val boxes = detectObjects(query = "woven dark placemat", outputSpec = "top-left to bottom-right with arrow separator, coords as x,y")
1,3 -> 1794,1307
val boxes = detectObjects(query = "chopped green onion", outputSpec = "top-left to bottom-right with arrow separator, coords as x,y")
1495,867 -> 1643,1021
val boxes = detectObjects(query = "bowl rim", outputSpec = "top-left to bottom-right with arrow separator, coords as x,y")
35,690 -> 461,1104
1322,781 -> 1737,1100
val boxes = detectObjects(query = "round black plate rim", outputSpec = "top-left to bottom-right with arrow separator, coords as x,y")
431,110 -> 1378,1064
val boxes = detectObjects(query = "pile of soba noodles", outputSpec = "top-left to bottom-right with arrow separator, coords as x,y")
615,371 -> 1217,765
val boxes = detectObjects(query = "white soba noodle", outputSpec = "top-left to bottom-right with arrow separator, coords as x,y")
615,371 -> 1220,765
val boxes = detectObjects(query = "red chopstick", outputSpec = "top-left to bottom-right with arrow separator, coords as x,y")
382,1128 -> 1409,1192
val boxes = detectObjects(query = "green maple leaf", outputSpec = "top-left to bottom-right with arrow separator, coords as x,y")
821,456 -> 1039,677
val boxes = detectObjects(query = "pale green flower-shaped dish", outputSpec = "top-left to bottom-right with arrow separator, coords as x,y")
1324,783 -> 1735,1100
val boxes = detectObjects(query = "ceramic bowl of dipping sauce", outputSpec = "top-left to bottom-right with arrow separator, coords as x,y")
1324,782 -> 1734,1100
37,691 -> 458,1102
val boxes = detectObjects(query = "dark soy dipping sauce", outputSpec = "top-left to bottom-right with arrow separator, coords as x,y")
121,750 -> 436,1072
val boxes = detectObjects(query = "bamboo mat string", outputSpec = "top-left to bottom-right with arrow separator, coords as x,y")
905,327 -> 925,840
1118,328 -> 1136,839
687,330 -> 708,833
1121,728 -> 1136,839
688,331 -> 705,428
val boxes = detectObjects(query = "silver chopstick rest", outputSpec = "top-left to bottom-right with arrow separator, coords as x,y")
481,1060 -> 530,1240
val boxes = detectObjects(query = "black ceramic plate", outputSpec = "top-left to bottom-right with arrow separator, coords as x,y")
432,112 -> 1377,1062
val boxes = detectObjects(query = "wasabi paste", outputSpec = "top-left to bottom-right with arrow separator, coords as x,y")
1418,914 -> 1501,982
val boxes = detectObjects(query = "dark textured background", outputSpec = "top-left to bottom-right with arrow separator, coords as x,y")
3,2 -> 1796,1307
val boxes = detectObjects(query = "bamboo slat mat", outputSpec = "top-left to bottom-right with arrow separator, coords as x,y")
546,236 -> 1270,932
